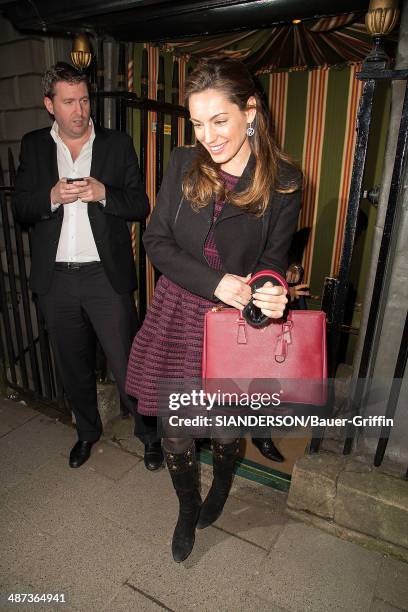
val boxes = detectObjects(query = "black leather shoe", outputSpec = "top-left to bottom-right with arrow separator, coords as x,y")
69,440 -> 95,468
252,438 -> 285,463
144,441 -> 164,471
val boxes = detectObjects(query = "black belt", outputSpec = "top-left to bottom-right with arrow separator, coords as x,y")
55,261 -> 101,271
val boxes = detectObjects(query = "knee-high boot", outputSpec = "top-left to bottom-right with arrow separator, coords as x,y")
197,439 -> 240,530
164,444 -> 202,562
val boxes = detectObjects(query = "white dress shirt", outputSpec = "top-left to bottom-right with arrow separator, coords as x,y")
50,119 -> 102,262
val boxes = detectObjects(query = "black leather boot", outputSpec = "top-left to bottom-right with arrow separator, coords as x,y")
165,444 -> 202,563
196,439 -> 240,530
252,437 -> 285,463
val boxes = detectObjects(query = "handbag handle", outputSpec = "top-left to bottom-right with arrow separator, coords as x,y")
241,269 -> 289,327
247,269 -> 289,292
239,270 -> 293,361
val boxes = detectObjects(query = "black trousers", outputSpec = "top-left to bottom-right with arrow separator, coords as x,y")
38,263 -> 158,444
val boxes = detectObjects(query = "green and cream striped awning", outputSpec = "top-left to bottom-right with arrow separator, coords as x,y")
161,14 -> 397,72
134,38 -> 392,308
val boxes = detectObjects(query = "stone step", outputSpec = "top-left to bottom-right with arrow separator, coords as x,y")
287,452 -> 408,562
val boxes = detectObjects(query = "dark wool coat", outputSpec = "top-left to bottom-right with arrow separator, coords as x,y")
12,126 -> 149,295
143,146 -> 302,301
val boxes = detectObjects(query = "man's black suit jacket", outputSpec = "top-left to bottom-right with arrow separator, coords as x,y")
12,125 -> 149,295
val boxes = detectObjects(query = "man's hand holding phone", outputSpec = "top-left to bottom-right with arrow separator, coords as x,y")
51,178 -> 89,205
77,177 -> 106,203
51,177 -> 105,205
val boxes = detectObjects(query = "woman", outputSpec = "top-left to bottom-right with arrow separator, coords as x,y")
126,58 -> 302,562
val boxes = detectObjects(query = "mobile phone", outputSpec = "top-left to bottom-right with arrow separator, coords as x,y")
66,178 -> 85,183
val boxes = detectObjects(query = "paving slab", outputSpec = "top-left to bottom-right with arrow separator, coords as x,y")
0,509 -> 54,578
0,413 -> 76,473
248,520 -> 384,612
94,457 -> 285,552
286,506 -> 408,565
0,457 -> 32,501
210,491 -> 289,551
93,459 -> 179,547
103,416 -> 145,457
2,399 -> 407,612
0,572 -> 77,612
127,525 -> 267,612
238,592 -> 291,611
3,453 -> 113,536
86,441 -> 142,482
23,510 -> 157,612
374,556 -> 408,611
371,600 -> 406,612
104,583 -> 171,611
0,398 -> 38,437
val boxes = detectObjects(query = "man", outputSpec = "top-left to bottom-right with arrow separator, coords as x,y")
13,62 -> 163,470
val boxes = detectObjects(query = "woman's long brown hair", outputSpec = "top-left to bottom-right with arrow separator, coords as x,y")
183,58 -> 300,216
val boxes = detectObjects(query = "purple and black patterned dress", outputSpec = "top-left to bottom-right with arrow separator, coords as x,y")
126,171 -> 239,416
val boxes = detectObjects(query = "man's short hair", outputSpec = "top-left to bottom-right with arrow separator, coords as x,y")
42,62 -> 89,99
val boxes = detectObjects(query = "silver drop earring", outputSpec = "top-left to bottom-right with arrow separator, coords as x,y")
246,122 -> 255,137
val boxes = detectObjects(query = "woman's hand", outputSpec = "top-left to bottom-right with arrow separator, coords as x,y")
289,283 -> 310,301
253,281 -> 288,319
214,274 -> 252,310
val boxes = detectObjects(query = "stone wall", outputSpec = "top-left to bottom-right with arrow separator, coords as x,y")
0,14 -> 72,391
287,453 -> 408,562
0,14 -> 71,182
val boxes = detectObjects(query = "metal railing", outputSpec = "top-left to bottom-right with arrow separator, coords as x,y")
0,176 -> 64,407
314,49 -> 408,477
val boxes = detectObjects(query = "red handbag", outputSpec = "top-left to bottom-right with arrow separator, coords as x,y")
202,270 -> 327,406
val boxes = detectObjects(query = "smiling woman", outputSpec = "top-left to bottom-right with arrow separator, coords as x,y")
126,57 -> 302,564
183,58 -> 299,217
188,88 -> 256,176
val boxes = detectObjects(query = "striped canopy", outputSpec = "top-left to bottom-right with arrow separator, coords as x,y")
162,14 -> 397,72
137,31 -> 392,307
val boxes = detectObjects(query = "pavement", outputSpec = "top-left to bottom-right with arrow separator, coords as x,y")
1,396 -> 408,612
